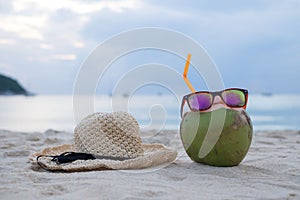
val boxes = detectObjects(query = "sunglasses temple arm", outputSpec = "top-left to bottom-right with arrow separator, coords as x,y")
180,98 -> 185,118
183,54 -> 196,93
243,93 -> 249,109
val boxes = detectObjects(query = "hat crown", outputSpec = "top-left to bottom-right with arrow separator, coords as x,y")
74,112 -> 144,158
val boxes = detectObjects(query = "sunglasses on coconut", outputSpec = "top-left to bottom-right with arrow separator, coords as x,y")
180,88 -> 248,118
180,54 -> 248,117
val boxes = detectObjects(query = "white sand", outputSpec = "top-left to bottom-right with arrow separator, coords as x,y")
0,129 -> 299,200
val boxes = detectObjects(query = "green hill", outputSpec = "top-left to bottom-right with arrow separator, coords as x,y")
0,74 -> 31,95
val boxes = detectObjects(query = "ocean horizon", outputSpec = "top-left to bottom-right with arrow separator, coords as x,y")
0,94 -> 299,132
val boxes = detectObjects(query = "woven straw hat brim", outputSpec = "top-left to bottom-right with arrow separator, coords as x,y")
29,143 -> 177,172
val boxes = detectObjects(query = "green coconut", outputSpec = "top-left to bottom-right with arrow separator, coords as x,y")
180,108 -> 253,167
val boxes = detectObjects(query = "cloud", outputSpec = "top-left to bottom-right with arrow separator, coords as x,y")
51,54 -> 77,61
0,0 -> 143,41
0,14 -> 46,40
0,39 -> 16,45
39,43 -> 53,50
12,0 -> 142,14
31,54 -> 77,62
72,41 -> 85,48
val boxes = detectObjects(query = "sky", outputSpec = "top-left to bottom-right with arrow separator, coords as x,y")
0,0 -> 299,94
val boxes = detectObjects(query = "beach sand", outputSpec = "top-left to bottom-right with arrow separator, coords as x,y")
0,129 -> 299,199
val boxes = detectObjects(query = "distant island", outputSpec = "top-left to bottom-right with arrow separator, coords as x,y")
0,74 -> 33,96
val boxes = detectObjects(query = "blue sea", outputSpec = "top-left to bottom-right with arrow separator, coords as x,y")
0,94 -> 299,132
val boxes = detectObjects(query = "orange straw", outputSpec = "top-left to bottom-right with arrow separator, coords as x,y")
183,53 -> 196,93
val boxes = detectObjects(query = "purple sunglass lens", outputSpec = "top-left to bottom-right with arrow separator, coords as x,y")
188,93 -> 212,111
222,90 -> 245,106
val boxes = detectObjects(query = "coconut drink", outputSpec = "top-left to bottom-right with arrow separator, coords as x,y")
180,107 -> 253,166
180,54 -> 253,167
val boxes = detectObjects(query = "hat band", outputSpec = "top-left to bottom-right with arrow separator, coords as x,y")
37,151 -> 131,167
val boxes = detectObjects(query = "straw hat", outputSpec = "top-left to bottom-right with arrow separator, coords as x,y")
29,112 -> 177,172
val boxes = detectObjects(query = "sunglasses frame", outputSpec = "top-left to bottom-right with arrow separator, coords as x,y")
180,88 -> 248,118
